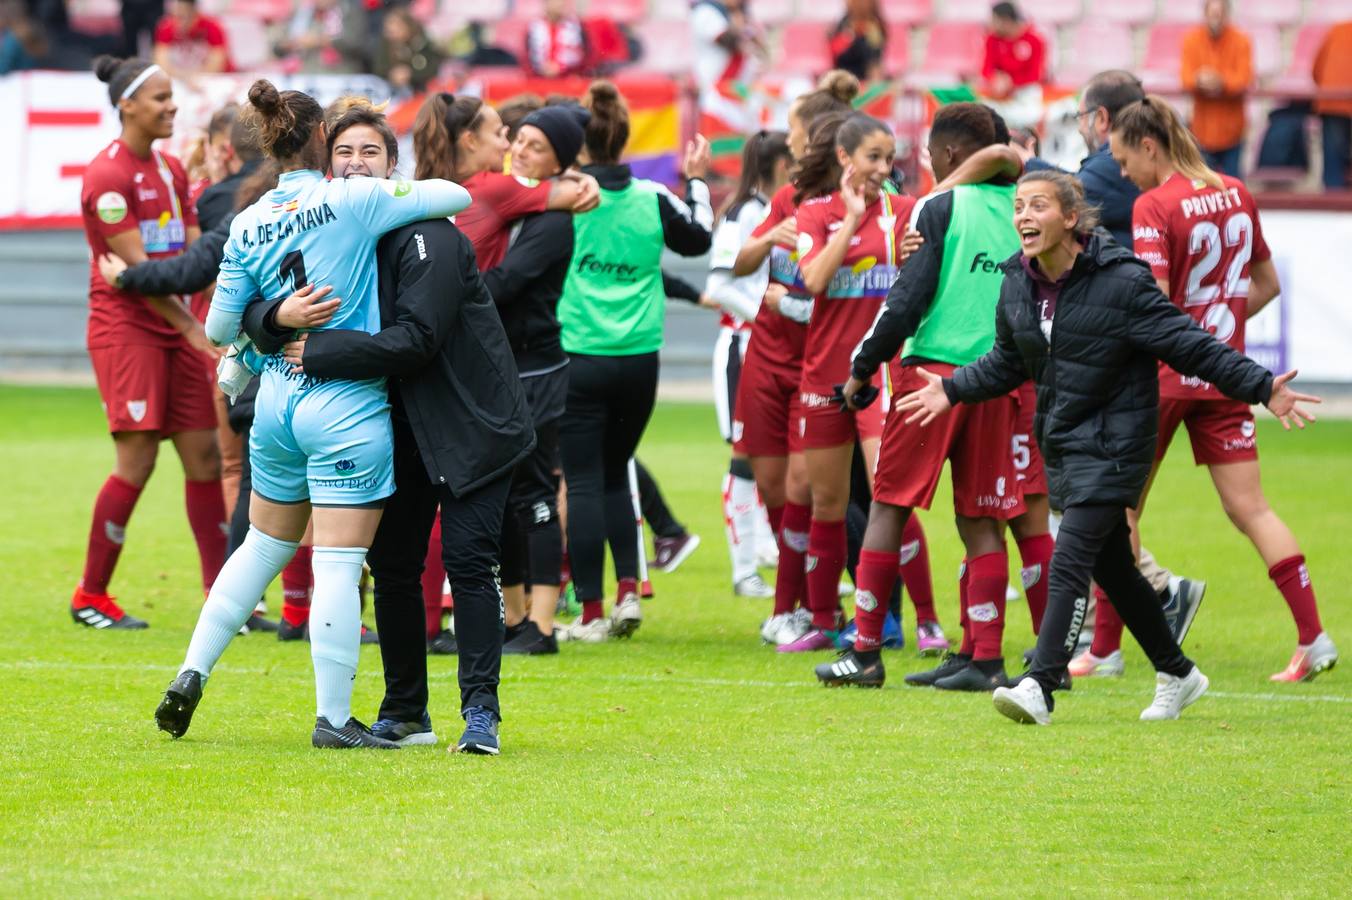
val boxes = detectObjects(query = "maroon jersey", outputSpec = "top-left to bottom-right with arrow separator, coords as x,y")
80,139 -> 197,349
455,170 -> 552,272
1132,172 -> 1271,400
745,183 -> 808,373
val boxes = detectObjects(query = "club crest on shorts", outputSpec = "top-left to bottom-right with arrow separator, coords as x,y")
126,400 -> 147,422
335,459 -> 356,472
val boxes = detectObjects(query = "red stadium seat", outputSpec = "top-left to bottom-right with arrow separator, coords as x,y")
880,0 -> 932,27
1305,0 -> 1352,22
633,21 -> 694,75
227,0 -> 293,24
933,0 -> 989,21
751,0 -> 795,25
1057,21 -> 1136,85
1020,0 -> 1082,27
1096,0 -> 1154,26
514,0 -> 547,20
650,0 -> 689,19
586,0 -> 648,24
1141,22 -> 1193,89
883,30 -> 909,75
221,15 -> 273,71
492,17 -> 531,63
1231,0 -> 1301,25
1244,24 -> 1282,79
913,21 -> 986,82
796,0 -> 843,23
1269,24 -> 1330,92
776,21 -> 833,76
426,7 -> 469,42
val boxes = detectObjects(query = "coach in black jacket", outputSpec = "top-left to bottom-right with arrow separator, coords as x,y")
247,216 -> 534,750
899,203 -> 1314,723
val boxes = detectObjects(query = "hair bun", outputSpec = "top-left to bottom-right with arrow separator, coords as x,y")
93,55 -> 123,83
586,80 -> 621,109
248,79 -> 282,115
818,70 -> 860,105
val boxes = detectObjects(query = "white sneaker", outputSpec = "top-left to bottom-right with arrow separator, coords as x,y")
1140,666 -> 1209,721
760,612 -> 792,644
734,573 -> 775,598
993,678 -> 1051,725
609,594 -> 642,639
1067,648 -> 1124,678
557,616 -> 610,643
774,608 -> 813,645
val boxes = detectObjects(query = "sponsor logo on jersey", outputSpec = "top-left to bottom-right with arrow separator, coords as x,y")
1133,226 -> 1162,241
136,187 -> 159,202
139,215 -> 186,253
824,262 -> 897,298
574,253 -> 639,283
97,191 -> 129,224
1139,251 -> 1167,267
531,501 -> 552,525
126,399 -> 147,422
415,232 -> 427,260
968,251 -> 1001,274
800,391 -> 835,409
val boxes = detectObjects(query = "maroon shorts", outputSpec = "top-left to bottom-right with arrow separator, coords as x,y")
1013,381 -> 1048,495
90,342 -> 218,435
797,383 -> 886,450
1157,396 -> 1258,465
732,352 -> 802,458
873,363 -> 1025,519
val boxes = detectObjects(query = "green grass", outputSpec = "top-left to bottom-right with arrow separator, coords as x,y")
1,384 -> 1348,897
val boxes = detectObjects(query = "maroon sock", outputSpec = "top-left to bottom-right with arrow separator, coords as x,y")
766,504 -> 784,540
184,478 -> 228,591
898,513 -> 937,624
957,559 -> 973,656
1269,555 -> 1322,644
967,550 -> 1008,661
616,577 -> 638,601
1089,585 -> 1123,657
581,599 -> 605,624
80,475 -> 143,595
1016,533 -> 1055,635
854,549 -> 898,652
281,545 -> 313,627
774,502 -> 811,616
805,518 -> 846,630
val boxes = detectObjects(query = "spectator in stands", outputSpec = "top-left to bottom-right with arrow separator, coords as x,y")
692,0 -> 766,131
527,0 -> 588,79
153,0 -> 231,79
374,7 -> 442,97
0,0 -> 46,73
274,0 -> 368,75
828,0 -> 886,83
1313,21 -> 1352,189
981,2 -> 1045,129
1180,0 -> 1251,178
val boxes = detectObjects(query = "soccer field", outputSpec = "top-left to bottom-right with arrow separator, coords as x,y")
2,384 -> 1348,897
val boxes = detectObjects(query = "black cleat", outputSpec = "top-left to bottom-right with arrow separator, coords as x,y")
815,649 -> 886,687
277,618 -> 308,642
934,658 -> 1009,692
312,716 -> 401,749
428,629 -> 458,655
155,670 -> 203,738
503,621 -> 559,655
502,619 -> 529,646
241,612 -> 279,634
904,651 -> 971,687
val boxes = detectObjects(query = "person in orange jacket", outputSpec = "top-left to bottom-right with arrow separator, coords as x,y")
1314,21 -> 1352,189
1180,0 -> 1252,177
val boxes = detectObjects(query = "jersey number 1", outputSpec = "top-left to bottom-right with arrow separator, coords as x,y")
279,249 -> 308,291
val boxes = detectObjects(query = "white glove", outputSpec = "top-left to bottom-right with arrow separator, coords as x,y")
217,337 -> 261,403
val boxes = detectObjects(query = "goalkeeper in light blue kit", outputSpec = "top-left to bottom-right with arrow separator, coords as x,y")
154,79 -> 472,749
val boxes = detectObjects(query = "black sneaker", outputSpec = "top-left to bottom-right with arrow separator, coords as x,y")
155,670 -> 203,738
453,706 -> 500,755
428,629 -> 458,655
503,619 -> 529,646
241,612 -> 279,634
815,649 -> 885,687
1164,577 -> 1207,645
277,618 -> 308,642
312,716 -> 400,749
503,621 -> 559,655
904,652 -> 971,687
934,658 -> 1009,692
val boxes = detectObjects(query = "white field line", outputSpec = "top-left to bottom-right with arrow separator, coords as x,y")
4,659 -> 1350,705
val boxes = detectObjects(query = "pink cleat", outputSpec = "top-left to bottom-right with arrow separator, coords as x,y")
915,621 -> 950,657
776,628 -> 837,653
1270,633 -> 1338,683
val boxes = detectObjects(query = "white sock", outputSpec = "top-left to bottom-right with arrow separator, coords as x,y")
181,526 -> 299,680
724,473 -> 760,582
309,546 -> 366,726
753,498 -> 776,562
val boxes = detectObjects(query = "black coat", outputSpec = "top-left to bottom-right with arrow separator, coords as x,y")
945,230 -> 1273,509
247,218 -> 535,497
480,210 -> 571,375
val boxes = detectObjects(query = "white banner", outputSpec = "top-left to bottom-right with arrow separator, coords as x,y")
1261,210 -> 1352,384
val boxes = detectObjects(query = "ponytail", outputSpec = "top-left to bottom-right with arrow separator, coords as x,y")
245,78 -> 324,166
720,129 -> 790,220
792,112 -> 890,204
1111,95 -> 1223,190
413,91 -> 484,181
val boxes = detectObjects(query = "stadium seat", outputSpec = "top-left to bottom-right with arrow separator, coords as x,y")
775,22 -> 833,76
1057,21 -> 1136,86
880,0 -> 932,27
1269,24 -> 1330,92
883,30 -> 909,76
1020,0 -> 1082,27
221,16 -> 273,71
1096,0 -> 1155,26
586,0 -> 648,24
226,0 -> 293,24
750,0 -> 795,26
426,7 -> 469,42
650,0 -> 689,20
933,0 -> 990,21
633,21 -> 694,75
794,0 -> 844,24
513,0 -> 547,20
913,22 -> 986,83
1140,22 -> 1193,90
1305,0 -> 1352,22
491,17 -> 531,62
67,0 -> 122,32
1243,24 -> 1282,80
1231,0 -> 1301,26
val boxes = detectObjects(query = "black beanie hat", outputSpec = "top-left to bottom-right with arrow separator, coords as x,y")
520,104 -> 591,172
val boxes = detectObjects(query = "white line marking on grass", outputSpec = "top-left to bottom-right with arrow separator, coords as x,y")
5,661 -> 1349,705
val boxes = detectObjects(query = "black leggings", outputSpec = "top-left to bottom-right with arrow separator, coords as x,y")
500,417 -> 563,589
635,458 -> 685,540
1028,504 -> 1192,701
558,352 -> 659,602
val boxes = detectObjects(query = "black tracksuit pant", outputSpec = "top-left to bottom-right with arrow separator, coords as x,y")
1028,504 -> 1193,702
634,458 -> 685,540
558,351 -> 659,602
369,414 -> 509,721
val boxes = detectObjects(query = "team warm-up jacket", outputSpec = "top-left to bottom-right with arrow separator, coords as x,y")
481,210 -> 572,375
1025,145 -> 1139,249
943,230 -> 1273,510
246,218 -> 535,496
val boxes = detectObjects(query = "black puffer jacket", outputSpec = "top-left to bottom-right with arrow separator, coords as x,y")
946,229 -> 1273,509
